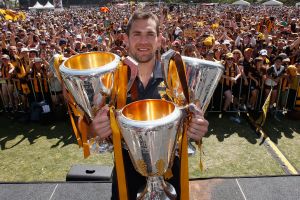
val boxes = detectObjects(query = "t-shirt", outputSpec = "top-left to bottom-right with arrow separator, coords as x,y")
265,65 -> 285,86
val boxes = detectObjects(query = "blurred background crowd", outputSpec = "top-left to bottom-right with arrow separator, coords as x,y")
0,2 -> 300,123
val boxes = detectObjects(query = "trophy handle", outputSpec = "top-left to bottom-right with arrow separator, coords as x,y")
161,49 -> 190,105
49,54 -> 64,83
122,56 -> 138,92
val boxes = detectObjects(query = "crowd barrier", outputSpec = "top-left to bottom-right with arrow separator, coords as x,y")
0,74 -> 299,118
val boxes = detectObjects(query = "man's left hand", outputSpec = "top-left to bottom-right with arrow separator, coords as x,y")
187,109 -> 209,142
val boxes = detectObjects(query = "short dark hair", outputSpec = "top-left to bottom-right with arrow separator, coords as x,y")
126,11 -> 160,36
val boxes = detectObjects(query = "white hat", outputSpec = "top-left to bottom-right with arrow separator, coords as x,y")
259,49 -> 268,56
21,47 -> 29,52
174,27 -> 182,35
76,35 -> 82,39
1,54 -> 10,60
34,57 -> 42,63
223,40 -> 231,45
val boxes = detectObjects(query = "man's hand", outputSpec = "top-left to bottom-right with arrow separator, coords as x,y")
90,105 -> 112,140
187,109 -> 209,142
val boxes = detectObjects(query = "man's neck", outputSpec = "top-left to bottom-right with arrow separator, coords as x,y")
138,60 -> 155,76
137,58 -> 156,88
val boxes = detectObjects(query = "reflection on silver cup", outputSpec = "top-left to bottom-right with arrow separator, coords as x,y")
117,99 -> 182,199
162,49 -> 224,111
60,52 -> 120,153
162,50 -> 224,155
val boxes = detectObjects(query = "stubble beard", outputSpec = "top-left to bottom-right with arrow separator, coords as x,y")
130,51 -> 155,64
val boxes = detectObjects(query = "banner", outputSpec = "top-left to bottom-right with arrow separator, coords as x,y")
0,9 -> 26,21
256,88 -> 273,127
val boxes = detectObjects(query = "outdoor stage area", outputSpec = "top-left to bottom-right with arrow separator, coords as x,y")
0,175 -> 299,200
0,111 -> 299,200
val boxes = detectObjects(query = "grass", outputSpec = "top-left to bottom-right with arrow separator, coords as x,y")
0,111 -> 297,182
0,113 -> 113,182
189,113 -> 285,178
263,117 -> 300,171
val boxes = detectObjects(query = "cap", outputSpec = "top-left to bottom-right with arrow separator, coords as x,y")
223,40 -> 231,45
34,57 -> 42,63
76,35 -> 82,39
244,48 -> 253,53
278,53 -> 288,59
40,41 -> 47,45
254,56 -> 263,62
174,27 -> 182,35
226,53 -> 234,59
1,54 -> 10,60
282,58 -> 290,63
259,49 -> 267,56
29,48 -> 38,52
21,47 -> 29,52
59,38 -> 68,45
207,50 -> 214,55
274,56 -> 283,61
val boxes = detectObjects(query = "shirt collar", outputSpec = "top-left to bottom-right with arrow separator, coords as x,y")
152,60 -> 163,79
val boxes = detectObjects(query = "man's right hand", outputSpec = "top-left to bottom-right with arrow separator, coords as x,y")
90,105 -> 112,140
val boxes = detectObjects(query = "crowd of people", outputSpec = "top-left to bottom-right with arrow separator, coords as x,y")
0,3 -> 300,122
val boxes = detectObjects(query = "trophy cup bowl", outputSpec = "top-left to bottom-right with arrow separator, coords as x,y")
162,49 -> 224,111
60,52 -> 120,152
161,49 -> 224,155
117,99 -> 182,200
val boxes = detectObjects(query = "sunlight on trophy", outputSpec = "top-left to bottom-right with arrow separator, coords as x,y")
162,49 -> 224,112
162,49 -> 224,156
117,99 -> 182,200
59,52 -> 121,154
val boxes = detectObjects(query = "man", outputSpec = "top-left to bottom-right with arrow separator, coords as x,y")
90,11 -> 209,199
264,56 -> 285,111
0,54 -> 15,112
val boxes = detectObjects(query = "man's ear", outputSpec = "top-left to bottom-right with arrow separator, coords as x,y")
157,33 -> 162,49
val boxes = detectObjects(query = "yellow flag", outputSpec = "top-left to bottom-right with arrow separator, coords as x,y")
211,23 -> 219,29
256,88 -> 272,127
1,9 -> 26,21
0,9 -> 6,15
4,12 -> 14,21
18,12 -> 26,21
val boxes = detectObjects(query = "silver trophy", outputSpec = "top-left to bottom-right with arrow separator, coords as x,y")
162,49 -> 224,155
59,52 -> 137,153
116,51 -> 224,199
117,99 -> 182,200
161,49 -> 224,112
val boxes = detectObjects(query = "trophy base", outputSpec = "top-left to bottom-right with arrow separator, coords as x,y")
137,176 -> 176,200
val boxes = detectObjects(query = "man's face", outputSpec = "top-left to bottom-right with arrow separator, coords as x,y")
277,40 -> 285,49
296,64 -> 300,73
274,59 -> 282,67
244,50 -> 252,59
19,31 -> 26,38
20,51 -> 29,58
243,36 -> 250,44
126,18 -> 160,63
10,47 -> 18,55
2,58 -> 9,64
